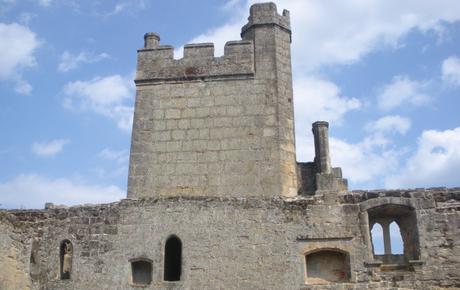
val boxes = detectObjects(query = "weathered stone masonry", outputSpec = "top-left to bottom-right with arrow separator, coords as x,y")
1,3 -> 459,290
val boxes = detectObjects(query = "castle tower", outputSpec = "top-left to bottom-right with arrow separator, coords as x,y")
128,3 -> 298,199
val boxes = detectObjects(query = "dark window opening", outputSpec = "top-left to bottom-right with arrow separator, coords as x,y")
164,235 -> 182,281
305,250 -> 350,284
59,240 -> 73,280
131,260 -> 152,285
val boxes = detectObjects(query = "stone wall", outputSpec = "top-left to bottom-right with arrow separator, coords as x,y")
0,188 -> 458,289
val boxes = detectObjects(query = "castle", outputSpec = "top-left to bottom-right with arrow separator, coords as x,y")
0,3 -> 459,289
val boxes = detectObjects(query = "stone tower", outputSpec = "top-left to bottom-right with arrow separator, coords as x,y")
128,2 -> 298,199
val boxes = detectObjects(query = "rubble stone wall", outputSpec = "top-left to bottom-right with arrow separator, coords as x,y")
1,188 -> 458,290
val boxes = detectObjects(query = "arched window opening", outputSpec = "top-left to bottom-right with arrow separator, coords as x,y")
305,250 -> 350,284
390,221 -> 403,255
367,204 -> 420,265
371,223 -> 384,255
164,235 -> 182,281
59,240 -> 73,280
131,260 -> 152,285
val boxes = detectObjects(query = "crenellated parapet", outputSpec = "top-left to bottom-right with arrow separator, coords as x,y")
135,37 -> 254,84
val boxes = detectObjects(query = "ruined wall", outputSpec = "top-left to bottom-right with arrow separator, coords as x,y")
0,188 -> 458,290
128,3 -> 297,199
0,218 -> 32,290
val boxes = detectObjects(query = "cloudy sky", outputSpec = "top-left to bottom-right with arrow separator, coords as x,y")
1,0 -> 459,209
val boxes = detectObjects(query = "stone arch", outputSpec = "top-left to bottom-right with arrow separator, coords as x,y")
59,239 -> 73,280
360,197 -> 414,212
164,235 -> 182,281
304,248 -> 350,284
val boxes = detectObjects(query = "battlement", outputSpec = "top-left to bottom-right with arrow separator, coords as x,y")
136,38 -> 254,84
135,3 -> 293,85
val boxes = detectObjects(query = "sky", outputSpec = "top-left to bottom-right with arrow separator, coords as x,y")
0,0 -> 459,209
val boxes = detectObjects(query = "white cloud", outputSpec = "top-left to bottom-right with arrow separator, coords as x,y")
330,135 -> 402,185
294,77 -> 361,126
385,127 -> 460,188
98,148 -> 129,164
177,0 -> 460,71
377,75 -> 430,111
63,75 -> 134,131
93,148 -> 130,180
0,22 -> 39,94
282,0 -> 460,71
365,115 -> 411,135
107,0 -> 146,16
58,51 -> 110,72
18,12 -> 36,25
38,0 -> 51,7
14,79 -> 32,95
442,56 -> 460,86
31,139 -> 70,157
0,174 -> 124,209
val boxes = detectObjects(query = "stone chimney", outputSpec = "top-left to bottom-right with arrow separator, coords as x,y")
312,121 -> 332,174
297,121 -> 348,195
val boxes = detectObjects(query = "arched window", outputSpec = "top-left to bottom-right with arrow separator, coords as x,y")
390,221 -> 403,254
371,223 -> 384,255
59,240 -> 73,280
367,204 -> 420,264
131,259 -> 153,285
164,235 -> 182,281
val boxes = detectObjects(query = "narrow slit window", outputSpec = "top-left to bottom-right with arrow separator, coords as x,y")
164,236 -> 182,281
60,240 -> 73,280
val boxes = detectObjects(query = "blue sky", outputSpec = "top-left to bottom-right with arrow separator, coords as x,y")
1,0 -> 459,209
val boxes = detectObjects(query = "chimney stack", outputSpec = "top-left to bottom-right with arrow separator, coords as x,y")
312,121 -> 331,174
